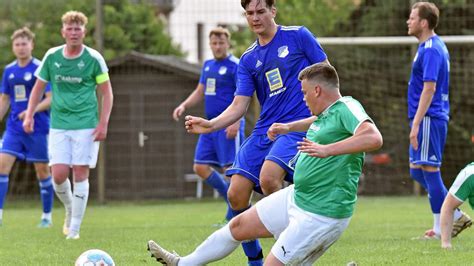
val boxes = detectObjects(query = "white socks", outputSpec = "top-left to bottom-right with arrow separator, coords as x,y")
179,224 -> 241,265
42,212 -> 52,221
53,179 -> 73,223
70,180 -> 90,235
433,210 -> 463,235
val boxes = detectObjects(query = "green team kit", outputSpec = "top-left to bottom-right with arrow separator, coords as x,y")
36,45 -> 109,130
449,163 -> 474,209
294,96 -> 373,218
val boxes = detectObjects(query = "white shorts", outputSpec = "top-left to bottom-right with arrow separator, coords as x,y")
49,129 -> 100,168
256,185 -> 351,265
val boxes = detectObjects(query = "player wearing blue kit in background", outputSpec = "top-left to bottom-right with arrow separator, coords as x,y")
182,0 -> 328,264
406,2 -> 470,239
0,27 -> 53,228
172,27 -> 244,224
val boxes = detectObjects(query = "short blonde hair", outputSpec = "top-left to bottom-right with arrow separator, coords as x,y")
11,27 -> 35,41
209,27 -> 231,40
61,11 -> 88,26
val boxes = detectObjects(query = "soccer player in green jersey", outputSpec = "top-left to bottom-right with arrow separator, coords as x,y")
23,11 -> 113,240
440,162 -> 474,249
147,62 -> 383,265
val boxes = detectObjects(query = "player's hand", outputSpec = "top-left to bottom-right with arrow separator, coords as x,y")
409,124 -> 420,150
297,138 -> 330,158
267,123 -> 290,141
225,122 -> 239,139
172,105 -> 186,121
185,115 -> 213,134
93,122 -> 108,141
22,116 -> 35,134
18,111 -> 26,121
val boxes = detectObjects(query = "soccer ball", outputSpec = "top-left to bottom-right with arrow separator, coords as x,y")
75,249 -> 115,266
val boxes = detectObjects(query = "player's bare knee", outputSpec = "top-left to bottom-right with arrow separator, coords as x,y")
193,164 -> 212,179
227,191 -> 247,210
421,165 -> 439,172
260,175 -> 281,196
228,215 -> 247,241
34,163 -> 50,179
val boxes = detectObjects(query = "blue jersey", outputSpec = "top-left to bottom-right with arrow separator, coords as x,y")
237,26 -> 327,134
408,35 -> 450,121
0,58 -> 51,134
199,54 -> 239,119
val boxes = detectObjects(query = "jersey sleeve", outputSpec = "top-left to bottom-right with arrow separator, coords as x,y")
198,62 -> 207,85
449,167 -> 474,203
340,99 -> 373,134
35,52 -> 51,82
422,48 -> 442,82
298,26 -> 327,64
235,61 -> 256,97
88,49 -> 109,84
0,70 -> 9,95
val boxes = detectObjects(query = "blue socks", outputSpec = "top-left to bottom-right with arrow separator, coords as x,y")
231,206 -> 263,266
205,171 -> 229,201
423,170 -> 448,213
0,175 -> 9,210
39,176 -> 54,214
410,168 -> 427,190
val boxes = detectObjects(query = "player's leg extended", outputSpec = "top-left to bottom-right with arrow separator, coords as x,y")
34,162 -> 54,228
148,205 -> 272,265
227,175 -> 264,265
0,153 -> 16,225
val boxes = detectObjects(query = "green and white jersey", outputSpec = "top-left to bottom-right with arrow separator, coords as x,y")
35,45 -> 109,129
449,163 -> 474,210
294,96 -> 373,219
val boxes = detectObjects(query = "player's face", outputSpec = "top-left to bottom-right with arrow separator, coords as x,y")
209,34 -> 230,60
301,79 -> 319,115
61,23 -> 86,47
244,0 -> 276,35
12,37 -> 33,60
407,8 -> 423,37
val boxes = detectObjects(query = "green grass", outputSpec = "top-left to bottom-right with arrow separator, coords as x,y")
0,197 -> 473,265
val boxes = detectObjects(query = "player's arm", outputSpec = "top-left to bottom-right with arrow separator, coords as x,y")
410,81 -> 436,150
0,94 -> 10,121
185,95 -> 250,134
173,83 -> 205,121
94,80 -> 114,141
23,79 -> 47,133
298,121 -> 383,158
267,116 -> 317,141
440,193 -> 463,249
18,91 -> 51,120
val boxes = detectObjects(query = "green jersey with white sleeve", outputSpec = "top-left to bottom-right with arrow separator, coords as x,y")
293,96 -> 373,219
449,163 -> 474,209
36,45 -> 109,130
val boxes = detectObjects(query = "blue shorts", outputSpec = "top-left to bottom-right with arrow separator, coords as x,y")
409,116 -> 447,167
226,131 -> 305,193
0,130 -> 49,162
194,120 -> 245,168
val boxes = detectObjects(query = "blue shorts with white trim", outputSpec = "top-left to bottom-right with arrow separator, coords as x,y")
409,116 -> 447,167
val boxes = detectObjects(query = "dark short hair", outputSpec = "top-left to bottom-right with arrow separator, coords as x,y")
209,27 -> 231,40
241,0 -> 275,9
412,2 -> 439,30
298,62 -> 339,89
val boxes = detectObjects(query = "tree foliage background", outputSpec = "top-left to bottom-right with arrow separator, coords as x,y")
0,0 -> 182,71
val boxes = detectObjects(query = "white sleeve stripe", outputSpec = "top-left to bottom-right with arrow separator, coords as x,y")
85,47 -> 109,73
449,165 -> 474,195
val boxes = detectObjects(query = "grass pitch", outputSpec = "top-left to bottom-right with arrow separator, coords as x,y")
0,196 -> 473,265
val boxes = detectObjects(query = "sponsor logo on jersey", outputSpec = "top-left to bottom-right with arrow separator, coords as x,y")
14,85 -> 27,102
429,155 -> 438,161
205,78 -> 216,95
255,60 -> 262,68
266,68 -> 283,92
54,62 -> 61,68
54,75 -> 82,83
218,66 -> 227,75
8,73 -> 14,79
204,66 -> 210,72
278,46 -> 289,58
309,124 -> 321,132
24,72 -> 32,81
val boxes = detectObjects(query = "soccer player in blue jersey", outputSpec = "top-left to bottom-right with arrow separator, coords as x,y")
0,27 -> 53,228
176,0 -> 328,264
172,27 -> 244,224
406,2 -> 471,239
